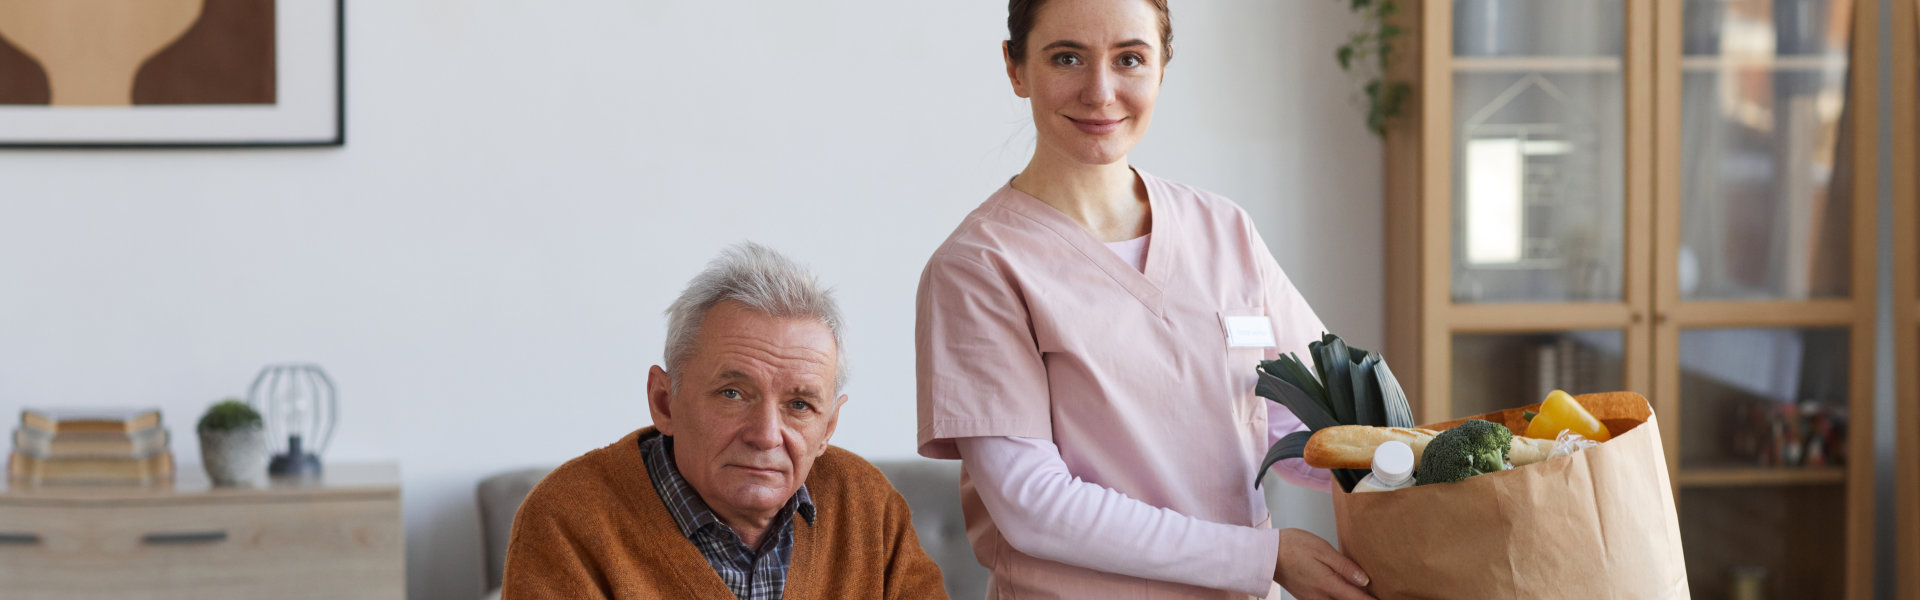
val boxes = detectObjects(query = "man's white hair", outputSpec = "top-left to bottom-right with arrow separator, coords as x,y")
664,242 -> 847,392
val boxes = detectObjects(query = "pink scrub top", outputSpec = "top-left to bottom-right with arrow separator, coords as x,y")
916,170 -> 1328,599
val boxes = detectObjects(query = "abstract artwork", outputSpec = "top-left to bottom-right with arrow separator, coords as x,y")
0,0 -> 341,147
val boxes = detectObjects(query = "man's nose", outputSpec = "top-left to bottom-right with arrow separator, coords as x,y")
741,402 -> 783,451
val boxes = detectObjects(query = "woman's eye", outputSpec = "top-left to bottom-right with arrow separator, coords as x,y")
1051,53 -> 1080,67
1118,54 -> 1143,68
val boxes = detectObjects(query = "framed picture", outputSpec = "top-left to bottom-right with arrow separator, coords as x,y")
0,0 -> 343,148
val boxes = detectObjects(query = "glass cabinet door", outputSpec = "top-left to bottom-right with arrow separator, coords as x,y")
1673,326 -> 1850,599
1450,330 -> 1626,415
1677,0 -> 1854,301
1441,1 -> 1639,420
1449,0 -> 1628,304
1661,1 -> 1870,598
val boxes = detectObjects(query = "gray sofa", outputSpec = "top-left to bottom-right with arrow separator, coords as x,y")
477,458 -> 990,599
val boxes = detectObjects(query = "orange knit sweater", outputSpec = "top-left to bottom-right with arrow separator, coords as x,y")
501,428 -> 949,599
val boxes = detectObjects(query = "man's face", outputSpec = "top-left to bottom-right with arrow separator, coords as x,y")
647,301 -> 846,529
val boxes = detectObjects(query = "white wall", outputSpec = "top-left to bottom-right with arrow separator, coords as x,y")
0,2 -> 1381,598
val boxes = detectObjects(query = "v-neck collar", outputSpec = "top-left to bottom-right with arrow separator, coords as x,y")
631,430 -> 824,599
996,167 -> 1173,316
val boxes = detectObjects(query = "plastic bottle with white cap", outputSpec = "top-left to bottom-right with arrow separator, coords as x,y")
1351,440 -> 1415,493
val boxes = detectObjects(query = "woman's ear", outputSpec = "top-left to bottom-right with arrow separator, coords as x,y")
1004,41 -> 1031,99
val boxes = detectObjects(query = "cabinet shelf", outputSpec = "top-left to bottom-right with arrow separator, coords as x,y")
1449,55 -> 1845,74
1679,55 -> 1847,71
1451,56 -> 1621,73
1675,466 -> 1846,488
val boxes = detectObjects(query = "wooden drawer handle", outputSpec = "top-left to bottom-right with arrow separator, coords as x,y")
0,532 -> 40,545
142,531 -> 228,545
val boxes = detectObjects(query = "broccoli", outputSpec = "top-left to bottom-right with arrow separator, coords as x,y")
1414,419 -> 1513,486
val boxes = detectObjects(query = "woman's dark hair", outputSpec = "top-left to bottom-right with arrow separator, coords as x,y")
1006,0 -> 1172,64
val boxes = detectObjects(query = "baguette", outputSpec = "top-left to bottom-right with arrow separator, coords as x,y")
1304,425 -> 1560,470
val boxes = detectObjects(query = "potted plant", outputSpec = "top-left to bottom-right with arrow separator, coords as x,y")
197,398 -> 270,486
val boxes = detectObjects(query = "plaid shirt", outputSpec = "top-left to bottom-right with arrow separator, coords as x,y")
641,435 -> 815,600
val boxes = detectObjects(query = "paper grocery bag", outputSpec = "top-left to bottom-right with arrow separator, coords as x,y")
1330,392 -> 1689,599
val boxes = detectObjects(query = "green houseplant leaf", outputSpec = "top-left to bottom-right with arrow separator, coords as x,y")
197,398 -> 262,432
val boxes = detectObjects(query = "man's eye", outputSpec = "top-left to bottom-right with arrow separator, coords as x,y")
788,400 -> 813,412
721,389 -> 742,400
1051,53 -> 1080,67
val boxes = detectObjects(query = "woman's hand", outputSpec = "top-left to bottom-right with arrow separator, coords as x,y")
1273,528 -> 1374,600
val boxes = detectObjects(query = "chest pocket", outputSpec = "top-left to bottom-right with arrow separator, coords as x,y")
1217,307 -> 1274,423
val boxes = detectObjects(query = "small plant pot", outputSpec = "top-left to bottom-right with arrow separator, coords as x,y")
199,426 -> 270,486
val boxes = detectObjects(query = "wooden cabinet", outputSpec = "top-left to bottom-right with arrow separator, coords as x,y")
1894,1 -> 1919,598
1382,1 -> 1882,597
0,463 -> 404,600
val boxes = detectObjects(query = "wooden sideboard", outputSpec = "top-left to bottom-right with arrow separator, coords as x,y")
0,462 -> 404,600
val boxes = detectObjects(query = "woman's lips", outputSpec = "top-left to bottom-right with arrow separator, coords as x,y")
1069,116 -> 1123,135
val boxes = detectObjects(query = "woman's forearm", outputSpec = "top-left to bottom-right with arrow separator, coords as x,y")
956,435 -> 1281,596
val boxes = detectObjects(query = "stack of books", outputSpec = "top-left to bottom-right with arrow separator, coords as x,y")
9,408 -> 173,484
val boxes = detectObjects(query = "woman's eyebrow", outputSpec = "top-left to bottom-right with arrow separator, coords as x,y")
1040,39 -> 1152,52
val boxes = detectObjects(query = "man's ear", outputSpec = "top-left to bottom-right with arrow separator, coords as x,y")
647,365 -> 676,436
1004,41 -> 1031,99
817,393 -> 849,457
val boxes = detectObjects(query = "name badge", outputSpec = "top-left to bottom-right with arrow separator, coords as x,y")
1223,315 -> 1277,348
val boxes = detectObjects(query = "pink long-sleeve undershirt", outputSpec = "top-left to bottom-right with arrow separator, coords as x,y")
953,401 -> 1332,597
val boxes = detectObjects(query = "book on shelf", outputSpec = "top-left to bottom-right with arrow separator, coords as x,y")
12,426 -> 169,458
8,450 -> 174,484
20,407 -> 162,435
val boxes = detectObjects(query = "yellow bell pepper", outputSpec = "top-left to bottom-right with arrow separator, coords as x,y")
1524,389 -> 1612,442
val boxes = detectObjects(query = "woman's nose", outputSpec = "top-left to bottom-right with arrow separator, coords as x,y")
1081,65 -> 1116,106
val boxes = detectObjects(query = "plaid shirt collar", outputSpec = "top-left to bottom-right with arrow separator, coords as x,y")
640,434 -> 815,600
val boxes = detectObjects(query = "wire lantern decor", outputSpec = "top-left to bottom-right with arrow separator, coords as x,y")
245,364 -> 338,477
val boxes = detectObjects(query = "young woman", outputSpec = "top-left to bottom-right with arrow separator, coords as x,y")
915,1 -> 1374,598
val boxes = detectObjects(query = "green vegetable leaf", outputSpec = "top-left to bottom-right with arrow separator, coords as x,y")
1255,430 -> 1314,488
1335,468 -> 1366,492
1256,368 -> 1342,431
1266,354 -> 1330,417
1350,353 -> 1382,427
1317,336 -> 1356,425
1253,332 -> 1419,491
1374,360 -> 1416,428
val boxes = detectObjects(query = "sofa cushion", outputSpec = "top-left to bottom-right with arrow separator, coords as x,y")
477,467 -> 553,592
873,458 -> 989,600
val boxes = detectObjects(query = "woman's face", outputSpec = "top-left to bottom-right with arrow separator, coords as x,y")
1007,0 -> 1163,167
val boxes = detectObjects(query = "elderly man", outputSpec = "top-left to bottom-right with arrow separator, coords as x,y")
502,243 -> 947,599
